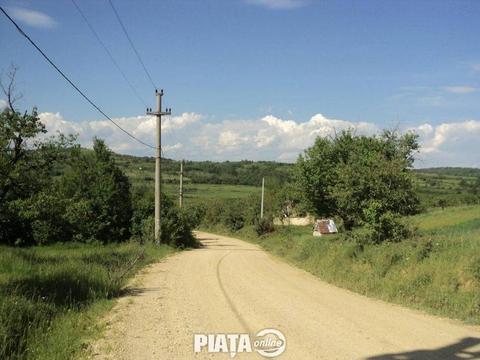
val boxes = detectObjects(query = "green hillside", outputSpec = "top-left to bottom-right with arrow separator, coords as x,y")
113,153 -> 480,209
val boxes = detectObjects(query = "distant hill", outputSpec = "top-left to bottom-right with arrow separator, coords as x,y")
113,154 -> 293,187
112,153 -> 479,208
415,167 -> 480,178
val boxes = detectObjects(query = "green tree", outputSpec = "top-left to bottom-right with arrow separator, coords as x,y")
0,67 -> 75,245
295,130 -> 420,235
59,138 -> 133,243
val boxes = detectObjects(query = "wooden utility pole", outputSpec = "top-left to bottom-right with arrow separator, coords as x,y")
179,159 -> 184,208
261,177 -> 265,218
147,89 -> 171,243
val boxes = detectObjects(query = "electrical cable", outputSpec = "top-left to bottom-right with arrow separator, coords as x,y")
107,0 -> 157,90
71,0 -> 148,108
0,5 -> 156,150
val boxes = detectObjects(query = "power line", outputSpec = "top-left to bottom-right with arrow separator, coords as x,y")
108,0 -> 158,90
0,5 -> 155,150
71,0 -> 148,107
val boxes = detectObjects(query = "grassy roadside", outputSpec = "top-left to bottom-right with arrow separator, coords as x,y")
0,242 -> 176,360
201,205 -> 480,325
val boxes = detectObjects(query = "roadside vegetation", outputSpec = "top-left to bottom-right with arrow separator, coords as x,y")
0,68 -> 197,359
0,243 -> 174,359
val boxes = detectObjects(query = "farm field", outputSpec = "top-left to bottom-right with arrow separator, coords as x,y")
162,183 -> 260,203
115,153 -> 480,208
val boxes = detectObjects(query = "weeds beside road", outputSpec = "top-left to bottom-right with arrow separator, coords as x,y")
0,242 -> 175,360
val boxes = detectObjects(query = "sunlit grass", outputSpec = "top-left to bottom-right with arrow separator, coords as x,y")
0,242 -> 175,359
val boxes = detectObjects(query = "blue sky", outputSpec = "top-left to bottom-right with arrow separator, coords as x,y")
1,0 -> 480,166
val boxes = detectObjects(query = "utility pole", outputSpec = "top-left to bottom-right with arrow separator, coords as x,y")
179,159 -> 184,208
261,177 -> 265,219
147,89 -> 171,243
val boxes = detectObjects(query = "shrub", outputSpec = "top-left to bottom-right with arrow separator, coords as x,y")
136,195 -> 198,248
255,217 -> 275,236
17,192 -> 73,245
367,211 -> 415,244
186,204 -> 206,229
222,201 -> 245,231
203,199 -> 225,226
59,139 -> 133,244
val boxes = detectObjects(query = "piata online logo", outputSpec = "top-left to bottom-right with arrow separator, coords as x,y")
194,328 -> 286,358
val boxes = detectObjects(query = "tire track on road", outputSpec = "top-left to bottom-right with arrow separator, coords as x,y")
216,251 -> 254,335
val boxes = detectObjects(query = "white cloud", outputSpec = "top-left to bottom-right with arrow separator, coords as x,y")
413,120 -> 480,167
218,130 -> 250,148
442,86 -> 477,94
37,111 -> 378,161
37,112 -> 203,156
164,143 -> 183,152
0,99 -> 7,109
244,0 -> 308,10
163,112 -> 205,133
7,7 -> 57,29
133,112 -> 204,137
37,111 -> 480,167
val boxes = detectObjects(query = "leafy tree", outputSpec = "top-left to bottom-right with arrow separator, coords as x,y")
0,67 -> 75,245
295,130 -> 420,236
59,139 -> 133,243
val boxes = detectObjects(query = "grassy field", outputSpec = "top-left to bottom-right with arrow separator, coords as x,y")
0,243 -> 175,360
163,183 -> 260,204
414,171 -> 479,208
114,152 -> 480,208
203,205 -> 480,324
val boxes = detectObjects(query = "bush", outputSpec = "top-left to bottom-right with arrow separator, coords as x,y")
255,217 -> 275,236
202,199 -> 225,226
135,195 -> 198,248
185,204 -> 206,229
367,211 -> 415,244
59,139 -> 133,244
222,201 -> 245,231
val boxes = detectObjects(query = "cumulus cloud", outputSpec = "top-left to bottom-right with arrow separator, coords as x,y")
413,120 -> 480,167
0,99 -> 7,109
36,110 -> 480,167
37,112 -> 203,156
244,0 -> 308,10
442,86 -> 477,94
7,7 -> 57,28
36,111 -> 378,162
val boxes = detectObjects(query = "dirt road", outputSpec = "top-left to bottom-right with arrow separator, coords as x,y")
92,231 -> 480,359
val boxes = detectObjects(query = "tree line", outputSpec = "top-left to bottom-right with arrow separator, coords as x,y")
0,68 -> 197,247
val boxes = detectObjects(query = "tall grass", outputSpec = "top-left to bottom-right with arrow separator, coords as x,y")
206,205 -> 480,324
0,242 -> 175,359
